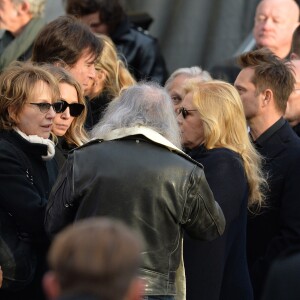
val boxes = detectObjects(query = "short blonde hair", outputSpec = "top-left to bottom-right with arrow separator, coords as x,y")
185,80 -> 266,208
0,62 -> 60,130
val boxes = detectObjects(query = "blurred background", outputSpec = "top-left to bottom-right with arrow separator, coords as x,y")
44,0 -> 261,73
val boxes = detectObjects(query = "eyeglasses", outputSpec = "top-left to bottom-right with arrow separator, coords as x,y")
177,107 -> 197,119
59,100 -> 85,117
29,101 -> 64,113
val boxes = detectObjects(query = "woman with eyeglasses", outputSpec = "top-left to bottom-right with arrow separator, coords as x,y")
0,62 -> 63,300
177,80 -> 266,300
43,65 -> 89,168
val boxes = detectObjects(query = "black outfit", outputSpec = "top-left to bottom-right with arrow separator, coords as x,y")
184,146 -> 253,300
54,137 -> 76,169
292,123 -> 300,137
45,130 -> 225,296
90,91 -> 111,126
262,247 -> 300,300
0,130 -> 58,300
209,56 -> 241,84
111,17 -> 168,85
247,118 -> 300,299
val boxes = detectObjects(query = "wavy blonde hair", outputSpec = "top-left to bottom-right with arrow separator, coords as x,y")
185,80 -> 266,208
90,34 -> 136,99
42,64 -> 89,146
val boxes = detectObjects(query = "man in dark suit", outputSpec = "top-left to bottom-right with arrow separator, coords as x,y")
284,60 -> 300,136
234,47 -> 300,300
262,247 -> 300,300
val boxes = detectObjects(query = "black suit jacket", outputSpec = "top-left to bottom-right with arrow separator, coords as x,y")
262,248 -> 300,300
247,119 -> 300,299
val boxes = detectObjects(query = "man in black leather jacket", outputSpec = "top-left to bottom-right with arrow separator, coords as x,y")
45,82 -> 225,300
65,0 -> 168,85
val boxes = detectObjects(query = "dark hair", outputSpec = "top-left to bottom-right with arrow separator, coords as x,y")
237,48 -> 295,113
31,15 -> 103,67
65,0 -> 125,33
291,25 -> 300,56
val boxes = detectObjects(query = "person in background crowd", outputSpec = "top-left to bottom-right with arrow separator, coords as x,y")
43,65 -> 88,168
178,80 -> 266,300
165,66 -> 212,111
290,24 -> 300,59
0,0 -> 47,72
284,60 -> 300,136
86,34 -> 135,126
31,15 -> 103,130
64,0 -> 168,84
0,62 -> 63,300
43,218 -> 143,300
210,0 -> 300,83
45,82 -> 225,300
234,47 -> 300,299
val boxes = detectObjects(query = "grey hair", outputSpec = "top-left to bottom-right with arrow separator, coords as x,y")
91,82 -> 182,149
165,66 -> 212,91
12,0 -> 46,18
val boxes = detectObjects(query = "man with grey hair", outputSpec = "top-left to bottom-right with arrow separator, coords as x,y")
0,0 -> 46,72
45,82 -> 225,300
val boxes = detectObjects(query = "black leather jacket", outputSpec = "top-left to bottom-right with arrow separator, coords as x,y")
111,18 -> 168,85
45,134 -> 225,296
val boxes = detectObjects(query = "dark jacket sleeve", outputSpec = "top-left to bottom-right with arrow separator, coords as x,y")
182,165 -> 225,240
45,153 -> 77,237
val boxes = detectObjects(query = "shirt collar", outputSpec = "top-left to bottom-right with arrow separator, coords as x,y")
253,117 -> 286,147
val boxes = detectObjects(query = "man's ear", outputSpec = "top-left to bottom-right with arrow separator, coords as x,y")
124,278 -> 145,300
17,0 -> 31,16
43,271 -> 61,300
262,89 -> 272,107
290,52 -> 300,60
7,106 -> 18,123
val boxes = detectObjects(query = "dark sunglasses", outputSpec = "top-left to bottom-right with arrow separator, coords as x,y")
29,101 -> 64,113
59,100 -> 85,117
177,107 -> 197,119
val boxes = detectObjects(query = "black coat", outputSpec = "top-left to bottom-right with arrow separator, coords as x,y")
262,247 -> 300,300
247,119 -> 300,299
111,18 -> 168,85
0,130 -> 58,300
184,146 -> 253,300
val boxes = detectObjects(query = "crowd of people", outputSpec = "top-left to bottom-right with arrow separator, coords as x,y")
1,0 -> 300,300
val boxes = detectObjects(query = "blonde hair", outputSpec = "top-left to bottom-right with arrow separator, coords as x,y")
42,64 -> 89,146
0,62 -> 60,130
91,34 -> 136,99
185,80 -> 266,208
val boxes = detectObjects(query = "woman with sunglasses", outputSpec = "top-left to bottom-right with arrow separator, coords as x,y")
43,65 -> 89,168
0,62 -> 63,300
177,80 -> 266,300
